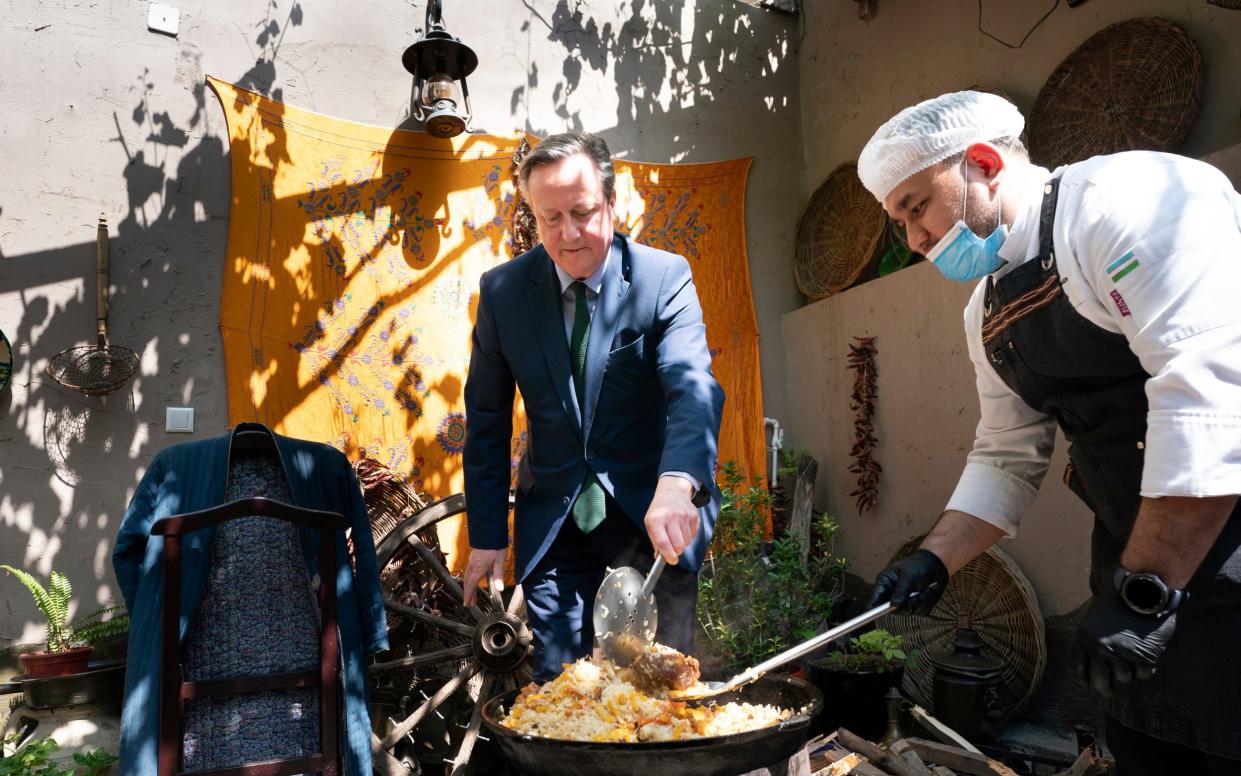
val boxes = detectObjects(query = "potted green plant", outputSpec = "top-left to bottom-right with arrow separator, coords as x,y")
1,565 -> 128,679
697,462 -> 848,676
809,627 -> 915,739
0,732 -> 118,776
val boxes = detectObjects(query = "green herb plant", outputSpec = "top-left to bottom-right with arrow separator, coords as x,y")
0,566 -> 129,654
0,733 -> 117,776
820,628 -> 916,674
697,462 -> 848,670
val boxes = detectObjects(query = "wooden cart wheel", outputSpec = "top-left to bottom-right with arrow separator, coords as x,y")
369,493 -> 532,776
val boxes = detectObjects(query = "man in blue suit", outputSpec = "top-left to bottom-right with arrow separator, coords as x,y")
462,132 -> 725,681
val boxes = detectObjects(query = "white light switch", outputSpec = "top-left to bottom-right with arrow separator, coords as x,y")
166,407 -> 194,433
148,3 -> 179,36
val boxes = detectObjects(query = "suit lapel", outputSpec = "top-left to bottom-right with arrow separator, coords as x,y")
583,236 -> 630,440
526,249 -> 583,439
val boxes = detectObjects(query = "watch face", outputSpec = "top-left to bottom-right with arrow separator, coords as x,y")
1123,573 -> 1170,615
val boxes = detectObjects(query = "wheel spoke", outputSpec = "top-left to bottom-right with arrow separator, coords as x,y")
384,599 -> 476,638
405,533 -> 487,621
370,643 -> 473,676
448,671 -> 496,776
380,659 -> 481,750
505,583 -> 525,617
370,732 -> 409,776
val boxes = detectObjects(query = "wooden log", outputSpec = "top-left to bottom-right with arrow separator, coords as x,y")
818,742 -> 895,776
905,703 -> 983,754
837,729 -> 930,776
899,751 -> 932,776
790,457 -> 818,567
903,737 -> 1022,776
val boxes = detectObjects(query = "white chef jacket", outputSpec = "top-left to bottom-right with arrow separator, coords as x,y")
945,151 -> 1241,537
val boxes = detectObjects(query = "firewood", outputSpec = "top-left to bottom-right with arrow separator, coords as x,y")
905,703 -> 983,754
837,729 -> 931,776
818,742 -> 897,776
899,750 -> 933,776
902,737 -> 1022,776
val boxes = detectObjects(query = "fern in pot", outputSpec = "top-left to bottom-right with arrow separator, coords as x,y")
1,565 -> 128,678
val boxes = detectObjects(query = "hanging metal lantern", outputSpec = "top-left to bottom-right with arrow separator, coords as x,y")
402,0 -> 478,138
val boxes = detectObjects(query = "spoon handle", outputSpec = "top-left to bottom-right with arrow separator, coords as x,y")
640,556 -> 667,599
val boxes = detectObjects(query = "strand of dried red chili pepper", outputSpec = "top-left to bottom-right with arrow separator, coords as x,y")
847,336 -> 880,512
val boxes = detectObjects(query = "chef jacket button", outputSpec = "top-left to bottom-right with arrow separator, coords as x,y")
1045,183 -> 1053,194
1136,441 -> 1145,450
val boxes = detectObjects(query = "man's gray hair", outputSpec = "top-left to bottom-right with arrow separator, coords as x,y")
518,131 -> 616,201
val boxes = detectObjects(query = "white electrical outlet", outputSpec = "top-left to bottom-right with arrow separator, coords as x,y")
148,3 -> 179,36
166,407 -> 194,433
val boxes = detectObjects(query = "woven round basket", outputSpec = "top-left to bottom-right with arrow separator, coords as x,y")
794,163 -> 887,300
1208,0 -> 1241,9
880,538 -> 1046,717
1028,17 -> 1203,170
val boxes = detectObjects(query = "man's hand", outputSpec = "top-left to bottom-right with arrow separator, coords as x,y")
866,549 -> 949,615
644,475 -> 700,564
462,547 -> 507,607
1074,593 -> 1177,698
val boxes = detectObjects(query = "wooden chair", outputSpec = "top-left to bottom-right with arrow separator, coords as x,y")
151,497 -> 347,776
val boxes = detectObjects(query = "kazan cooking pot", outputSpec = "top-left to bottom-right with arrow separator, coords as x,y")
931,627 -> 1007,742
481,674 -> 823,776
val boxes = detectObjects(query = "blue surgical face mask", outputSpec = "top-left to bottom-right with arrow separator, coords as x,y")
926,163 -> 1007,283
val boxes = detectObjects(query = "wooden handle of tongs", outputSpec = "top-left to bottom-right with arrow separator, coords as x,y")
96,214 -> 109,348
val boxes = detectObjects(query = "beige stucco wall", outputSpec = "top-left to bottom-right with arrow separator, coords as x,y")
0,1 -> 802,647
787,0 -> 1241,617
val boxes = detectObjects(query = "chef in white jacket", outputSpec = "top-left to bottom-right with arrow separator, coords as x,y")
859,90 -> 1241,774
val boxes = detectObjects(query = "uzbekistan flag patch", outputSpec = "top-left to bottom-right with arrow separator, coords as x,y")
1107,250 -> 1140,283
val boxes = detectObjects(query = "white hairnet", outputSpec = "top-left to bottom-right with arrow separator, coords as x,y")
857,90 -> 1025,202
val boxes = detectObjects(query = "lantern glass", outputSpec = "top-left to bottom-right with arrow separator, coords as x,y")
423,73 -> 461,109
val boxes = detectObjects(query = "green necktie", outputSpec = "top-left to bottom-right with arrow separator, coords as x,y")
570,282 -> 606,533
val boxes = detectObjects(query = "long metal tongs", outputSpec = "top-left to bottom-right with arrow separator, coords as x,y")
672,601 -> 894,701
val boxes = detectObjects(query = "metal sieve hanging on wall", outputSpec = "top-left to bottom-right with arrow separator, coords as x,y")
46,215 -> 139,396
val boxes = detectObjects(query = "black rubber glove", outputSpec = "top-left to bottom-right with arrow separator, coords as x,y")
866,549 -> 949,616
1074,592 -> 1177,698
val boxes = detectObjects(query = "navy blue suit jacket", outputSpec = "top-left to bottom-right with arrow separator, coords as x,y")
464,234 -> 724,581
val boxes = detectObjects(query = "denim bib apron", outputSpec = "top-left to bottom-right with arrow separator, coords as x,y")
980,177 -> 1241,758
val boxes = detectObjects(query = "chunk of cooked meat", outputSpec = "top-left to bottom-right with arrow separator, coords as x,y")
628,649 -> 701,693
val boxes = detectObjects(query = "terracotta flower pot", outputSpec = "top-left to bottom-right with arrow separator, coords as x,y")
18,646 -> 93,678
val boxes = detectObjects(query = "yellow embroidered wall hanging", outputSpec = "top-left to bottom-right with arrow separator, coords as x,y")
210,78 -> 764,571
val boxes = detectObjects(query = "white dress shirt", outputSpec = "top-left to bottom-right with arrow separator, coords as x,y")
946,151 -> 1241,537
552,249 -> 701,494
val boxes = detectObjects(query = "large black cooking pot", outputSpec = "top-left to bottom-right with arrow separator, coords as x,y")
481,674 -> 822,776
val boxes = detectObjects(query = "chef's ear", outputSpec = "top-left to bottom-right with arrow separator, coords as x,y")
964,142 -> 1005,188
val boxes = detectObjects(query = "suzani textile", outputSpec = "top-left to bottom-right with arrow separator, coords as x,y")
210,78 -> 763,570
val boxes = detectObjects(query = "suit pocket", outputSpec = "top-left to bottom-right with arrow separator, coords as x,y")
608,333 -> 646,362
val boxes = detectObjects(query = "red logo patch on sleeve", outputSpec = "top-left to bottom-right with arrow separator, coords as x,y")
1109,289 -> 1132,317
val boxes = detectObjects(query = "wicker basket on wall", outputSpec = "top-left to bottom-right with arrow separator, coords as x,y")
794,163 -> 888,300
1028,17 -> 1204,170
881,537 -> 1047,717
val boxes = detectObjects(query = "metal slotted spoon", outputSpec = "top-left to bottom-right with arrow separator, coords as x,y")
672,602 -> 895,701
592,556 -> 668,665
